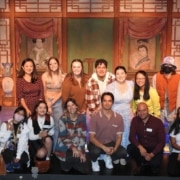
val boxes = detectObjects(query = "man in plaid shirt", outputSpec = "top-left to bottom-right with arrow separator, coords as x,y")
85,59 -> 115,116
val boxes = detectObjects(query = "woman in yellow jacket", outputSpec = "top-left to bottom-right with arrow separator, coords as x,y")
132,70 -> 160,118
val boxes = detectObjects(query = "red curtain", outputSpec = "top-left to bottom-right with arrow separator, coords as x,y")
15,18 -> 61,70
118,17 -> 167,66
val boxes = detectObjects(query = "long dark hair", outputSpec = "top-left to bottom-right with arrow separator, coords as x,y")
31,100 -> 50,122
133,70 -> 150,101
18,58 -> 38,83
169,107 -> 180,135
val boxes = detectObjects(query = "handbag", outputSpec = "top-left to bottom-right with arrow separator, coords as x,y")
35,160 -> 50,173
0,155 -> 6,175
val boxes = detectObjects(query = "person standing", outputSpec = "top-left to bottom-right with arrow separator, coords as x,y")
105,66 -> 134,154
42,57 -> 66,150
127,102 -> 165,175
132,70 -> 160,118
88,92 -> 127,172
62,59 -> 89,114
152,56 -> 180,122
16,58 -> 44,117
152,56 -> 180,152
85,59 -> 115,116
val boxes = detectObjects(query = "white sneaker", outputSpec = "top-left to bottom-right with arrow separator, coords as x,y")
120,158 -> 127,166
113,159 -> 120,164
91,160 -> 100,172
97,154 -> 105,160
103,155 -> 113,169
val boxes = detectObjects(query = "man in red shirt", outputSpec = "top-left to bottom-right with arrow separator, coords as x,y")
127,102 -> 165,175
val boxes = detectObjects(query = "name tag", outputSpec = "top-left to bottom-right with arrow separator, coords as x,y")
146,128 -> 152,132
112,124 -> 118,128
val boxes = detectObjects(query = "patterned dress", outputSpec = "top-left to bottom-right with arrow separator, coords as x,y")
105,80 -> 134,148
16,77 -> 44,113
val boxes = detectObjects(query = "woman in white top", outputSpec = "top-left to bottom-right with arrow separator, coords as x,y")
28,100 -> 54,165
0,107 -> 29,173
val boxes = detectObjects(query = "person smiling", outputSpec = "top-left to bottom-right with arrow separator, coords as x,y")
16,58 -> 44,117
42,57 -> 66,150
132,70 -> 160,118
62,59 -> 89,114
54,98 -> 88,174
27,100 -> 54,166
127,102 -> 165,175
105,66 -> 134,165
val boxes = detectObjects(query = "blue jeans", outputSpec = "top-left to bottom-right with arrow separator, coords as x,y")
51,98 -> 63,151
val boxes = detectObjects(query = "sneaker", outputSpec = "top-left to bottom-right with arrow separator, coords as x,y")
103,155 -> 113,169
6,163 -> 14,173
13,162 -> 21,169
97,154 -> 105,161
120,158 -> 127,166
91,160 -> 100,172
113,159 -> 120,164
46,157 -> 50,161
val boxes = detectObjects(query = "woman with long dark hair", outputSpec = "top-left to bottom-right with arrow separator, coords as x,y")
132,70 -> 160,117
16,58 -> 44,116
27,100 -> 54,166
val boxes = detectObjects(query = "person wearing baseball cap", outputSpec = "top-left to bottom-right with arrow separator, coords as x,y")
152,56 -> 180,123
152,56 -> 180,149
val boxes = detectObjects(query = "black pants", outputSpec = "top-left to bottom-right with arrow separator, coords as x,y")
168,153 -> 180,176
60,150 -> 88,174
127,144 -> 163,170
88,141 -> 127,162
1,148 -> 29,165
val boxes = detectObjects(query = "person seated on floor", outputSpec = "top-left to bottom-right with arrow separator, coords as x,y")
54,98 -> 88,174
27,100 -> 54,166
127,102 -> 165,176
0,106 -> 30,173
168,106 -> 180,176
88,92 -> 127,173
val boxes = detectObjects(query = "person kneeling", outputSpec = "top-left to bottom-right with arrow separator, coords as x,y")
54,98 -> 88,174
127,102 -> 165,176
27,100 -> 54,171
88,92 -> 127,172
0,107 -> 29,173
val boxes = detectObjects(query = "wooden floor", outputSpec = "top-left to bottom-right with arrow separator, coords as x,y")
0,106 -> 169,176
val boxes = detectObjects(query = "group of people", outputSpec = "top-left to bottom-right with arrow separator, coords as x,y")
0,56 -> 180,176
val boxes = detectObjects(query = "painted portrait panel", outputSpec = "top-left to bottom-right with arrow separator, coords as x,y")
129,37 -> 156,71
27,37 -> 53,71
